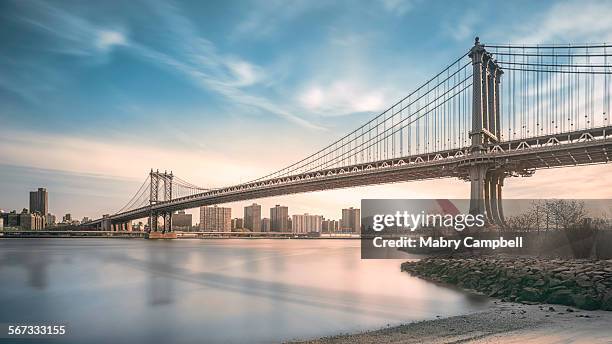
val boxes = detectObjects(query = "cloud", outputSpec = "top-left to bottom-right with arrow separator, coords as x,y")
95,30 -> 127,51
511,0 -> 612,43
379,0 -> 415,16
136,2 -> 324,130
224,59 -> 264,87
11,0 -> 323,130
298,81 -> 387,115
446,12 -> 478,42
233,0 -> 320,38
15,1 -> 128,56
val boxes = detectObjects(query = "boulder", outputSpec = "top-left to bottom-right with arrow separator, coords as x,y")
518,287 -> 542,302
545,289 -> 575,306
601,291 -> 612,311
572,294 -> 600,310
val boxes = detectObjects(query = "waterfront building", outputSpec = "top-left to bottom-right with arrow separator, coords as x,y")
173,210 -> 192,231
63,213 -> 72,223
322,219 -> 340,233
341,207 -> 361,233
261,218 -> 270,232
29,188 -> 48,217
244,203 -> 261,232
231,218 -> 244,231
270,205 -> 289,232
200,206 -> 231,232
45,213 -> 56,227
292,214 -> 323,234
19,209 -> 44,230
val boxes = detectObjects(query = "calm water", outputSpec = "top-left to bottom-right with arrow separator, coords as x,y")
0,239 -> 490,343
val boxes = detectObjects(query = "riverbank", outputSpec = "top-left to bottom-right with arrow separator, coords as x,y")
292,302 -> 612,343
401,256 -> 612,310
295,256 -> 612,343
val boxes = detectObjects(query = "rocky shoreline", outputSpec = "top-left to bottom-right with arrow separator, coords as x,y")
401,256 -> 612,311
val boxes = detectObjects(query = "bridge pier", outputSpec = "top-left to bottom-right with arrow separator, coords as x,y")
468,37 -> 506,227
488,171 -> 506,226
468,164 -> 506,227
148,211 -> 175,239
468,163 -> 489,218
147,170 -> 176,239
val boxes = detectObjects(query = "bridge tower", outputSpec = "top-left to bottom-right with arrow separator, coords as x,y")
149,169 -> 173,233
468,37 -> 506,226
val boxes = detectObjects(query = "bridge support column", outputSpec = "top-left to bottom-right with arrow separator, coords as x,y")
149,213 -> 158,232
488,171 -> 506,226
469,163 -> 506,227
467,37 -> 506,228
102,216 -> 111,231
147,169 -> 176,239
469,163 -> 489,218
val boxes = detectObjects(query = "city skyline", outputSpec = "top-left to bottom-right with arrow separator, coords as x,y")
1,185 -> 363,233
2,0 -> 612,219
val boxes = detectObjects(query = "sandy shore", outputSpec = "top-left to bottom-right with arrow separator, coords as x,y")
291,302 -> 612,344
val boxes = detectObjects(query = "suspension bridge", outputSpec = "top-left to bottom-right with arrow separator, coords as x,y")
87,38 -> 612,236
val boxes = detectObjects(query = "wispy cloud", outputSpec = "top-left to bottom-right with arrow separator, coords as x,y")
510,0 -> 612,43
298,80 -> 387,116
233,0 -> 321,38
95,29 -> 127,52
445,12 -> 478,42
14,0 -> 127,57
378,0 -> 416,16
11,0 -> 324,130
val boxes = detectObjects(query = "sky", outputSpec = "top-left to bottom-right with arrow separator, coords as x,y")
1,0 -> 612,222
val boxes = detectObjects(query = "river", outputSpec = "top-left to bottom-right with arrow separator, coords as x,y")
0,239 -> 490,343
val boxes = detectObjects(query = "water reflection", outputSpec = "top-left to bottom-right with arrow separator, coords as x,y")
0,239 -> 490,343
0,242 -> 51,289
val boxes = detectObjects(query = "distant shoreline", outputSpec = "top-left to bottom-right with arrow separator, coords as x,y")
0,230 -> 360,240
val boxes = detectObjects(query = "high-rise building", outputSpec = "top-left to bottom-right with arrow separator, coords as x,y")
63,213 -> 72,223
200,206 -> 231,232
29,188 -> 48,217
45,213 -> 56,227
231,218 -> 244,231
173,210 -> 193,231
341,207 -> 361,233
292,214 -> 323,234
270,205 -> 289,232
322,219 -> 339,233
261,218 -> 270,232
244,203 -> 261,232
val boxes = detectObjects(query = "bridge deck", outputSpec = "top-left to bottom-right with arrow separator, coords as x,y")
90,125 -> 612,224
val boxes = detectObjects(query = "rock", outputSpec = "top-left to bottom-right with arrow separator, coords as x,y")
572,294 -> 600,310
600,291 -> 612,311
518,287 -> 542,302
546,289 -> 575,306
533,278 -> 547,287
575,278 -> 592,288
548,278 -> 564,287
401,257 -> 612,310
